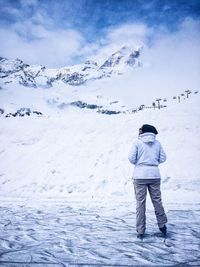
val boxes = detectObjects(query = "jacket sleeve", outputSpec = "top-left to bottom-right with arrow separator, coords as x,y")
159,144 -> 167,163
128,140 -> 138,165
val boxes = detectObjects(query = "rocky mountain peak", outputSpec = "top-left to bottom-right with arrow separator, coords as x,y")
0,46 -> 142,87
82,60 -> 98,71
100,46 -> 141,69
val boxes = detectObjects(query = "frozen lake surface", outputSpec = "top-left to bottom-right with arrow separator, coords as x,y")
0,201 -> 200,267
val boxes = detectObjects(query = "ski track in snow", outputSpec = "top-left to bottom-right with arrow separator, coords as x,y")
0,202 -> 200,267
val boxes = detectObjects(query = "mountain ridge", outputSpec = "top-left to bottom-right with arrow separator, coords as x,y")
0,46 -> 141,88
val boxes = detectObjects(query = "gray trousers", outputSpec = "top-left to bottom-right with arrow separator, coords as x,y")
134,179 -> 167,234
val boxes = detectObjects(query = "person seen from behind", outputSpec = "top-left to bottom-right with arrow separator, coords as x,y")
128,124 -> 167,240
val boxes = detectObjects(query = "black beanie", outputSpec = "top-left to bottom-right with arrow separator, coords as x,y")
140,124 -> 158,135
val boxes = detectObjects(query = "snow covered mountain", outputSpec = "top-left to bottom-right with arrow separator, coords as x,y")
0,44 -> 200,207
0,52 -> 199,267
0,46 -> 141,88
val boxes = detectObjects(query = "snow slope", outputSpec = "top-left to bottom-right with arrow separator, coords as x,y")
0,85 -> 200,208
0,61 -> 200,266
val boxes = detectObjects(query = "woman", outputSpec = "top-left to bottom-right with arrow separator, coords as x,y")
128,124 -> 167,240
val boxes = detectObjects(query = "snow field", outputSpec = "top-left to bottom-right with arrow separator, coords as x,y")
0,91 -> 200,207
0,84 -> 200,266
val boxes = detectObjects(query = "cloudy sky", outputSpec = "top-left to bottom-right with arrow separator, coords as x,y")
0,0 -> 200,68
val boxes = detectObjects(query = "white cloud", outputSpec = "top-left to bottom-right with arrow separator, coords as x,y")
138,18 -> 200,95
0,22 -> 85,67
91,23 -> 151,64
106,23 -> 149,45
87,19 -> 200,108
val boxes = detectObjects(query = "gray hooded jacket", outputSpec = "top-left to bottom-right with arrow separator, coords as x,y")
128,132 -> 166,179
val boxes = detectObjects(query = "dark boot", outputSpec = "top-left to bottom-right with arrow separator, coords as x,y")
159,225 -> 167,236
137,233 -> 144,240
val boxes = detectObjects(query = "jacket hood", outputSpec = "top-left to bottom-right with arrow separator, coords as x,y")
139,132 -> 156,143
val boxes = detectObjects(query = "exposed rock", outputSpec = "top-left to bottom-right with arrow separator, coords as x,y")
70,101 -> 102,110
97,109 -> 121,115
5,108 -> 43,117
